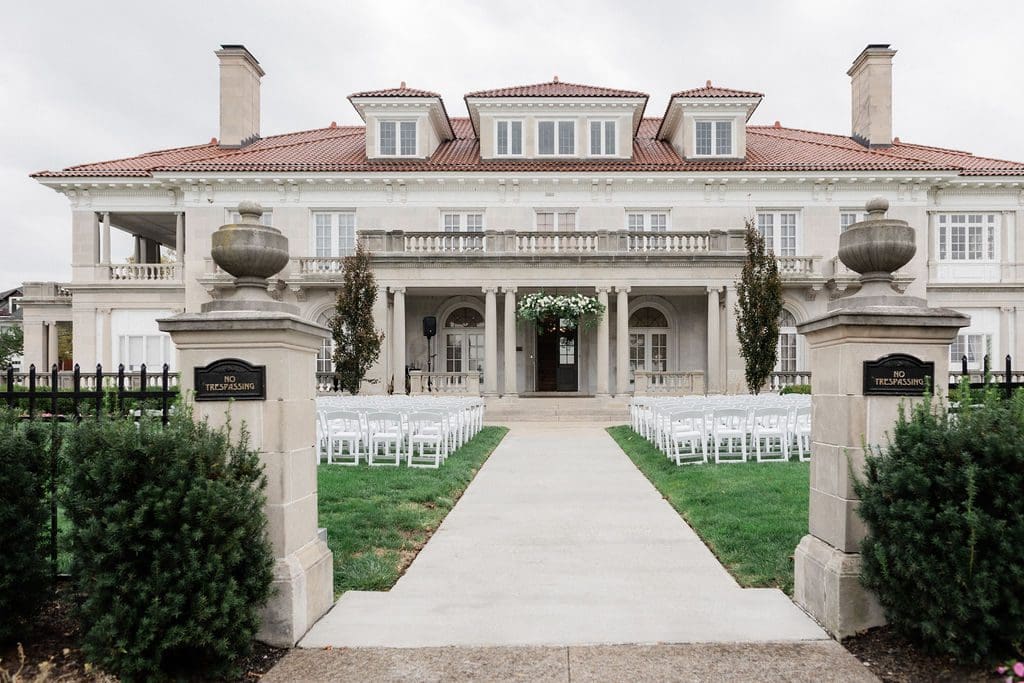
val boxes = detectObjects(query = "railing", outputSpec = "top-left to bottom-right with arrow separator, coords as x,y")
3,365 -> 181,391
514,232 -> 600,254
405,232 -> 486,254
626,232 -> 710,253
408,370 -> 481,395
769,371 -> 812,392
108,263 -> 180,281
633,371 -> 705,396
298,258 -> 346,274
949,354 -> 1024,398
776,256 -> 820,276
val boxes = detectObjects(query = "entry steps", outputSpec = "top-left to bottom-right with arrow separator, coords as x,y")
484,395 -> 630,423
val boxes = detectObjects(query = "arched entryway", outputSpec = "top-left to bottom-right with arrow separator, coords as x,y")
628,305 -> 670,385
442,306 -> 485,381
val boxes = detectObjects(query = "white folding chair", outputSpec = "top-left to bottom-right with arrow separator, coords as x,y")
407,412 -> 445,468
366,411 -> 403,466
323,409 -> 363,465
794,407 -> 811,462
753,407 -> 790,463
666,410 -> 707,465
711,408 -> 750,463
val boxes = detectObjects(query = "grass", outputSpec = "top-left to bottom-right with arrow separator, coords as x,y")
317,426 -> 508,596
607,425 -> 809,594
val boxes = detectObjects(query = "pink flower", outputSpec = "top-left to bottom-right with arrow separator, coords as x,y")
997,666 -> 1007,674
1014,661 -> 1024,677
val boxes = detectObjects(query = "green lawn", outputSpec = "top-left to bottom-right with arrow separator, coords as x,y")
317,426 -> 508,596
607,425 -> 809,594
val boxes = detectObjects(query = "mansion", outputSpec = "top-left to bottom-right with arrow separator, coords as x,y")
21,44 -> 1024,397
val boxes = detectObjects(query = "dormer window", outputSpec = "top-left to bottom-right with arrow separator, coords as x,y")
589,120 -> 617,156
694,120 -> 733,156
538,120 -> 575,156
379,120 -> 417,156
495,120 -> 523,156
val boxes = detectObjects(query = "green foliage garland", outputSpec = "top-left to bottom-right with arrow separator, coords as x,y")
516,292 -> 606,332
735,218 -> 783,394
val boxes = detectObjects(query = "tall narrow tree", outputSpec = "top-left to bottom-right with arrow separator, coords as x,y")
331,242 -> 383,394
735,217 -> 784,394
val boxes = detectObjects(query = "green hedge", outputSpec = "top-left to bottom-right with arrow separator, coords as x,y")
63,412 -> 274,680
1,386 -> 179,416
856,388 -> 1024,663
0,411 -> 51,642
779,384 -> 811,395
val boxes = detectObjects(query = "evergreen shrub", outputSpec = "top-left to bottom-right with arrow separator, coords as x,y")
856,388 -> 1024,663
63,411 -> 274,680
779,384 -> 811,395
0,411 -> 50,642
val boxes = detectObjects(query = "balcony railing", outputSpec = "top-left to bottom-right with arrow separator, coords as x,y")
633,371 -> 705,396
769,371 -> 812,392
108,263 -> 180,282
408,370 -> 481,395
776,256 -> 821,276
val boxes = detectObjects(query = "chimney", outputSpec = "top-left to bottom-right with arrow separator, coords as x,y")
215,44 -> 264,148
848,44 -> 896,147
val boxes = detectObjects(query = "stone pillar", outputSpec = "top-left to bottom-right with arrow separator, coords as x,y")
615,286 -> 630,396
175,212 -> 185,260
47,322 -> 59,369
92,213 -> 101,264
133,235 -> 143,264
706,287 -> 721,393
596,286 -> 610,396
793,198 -> 968,639
102,212 -> 111,265
723,286 -> 743,393
483,286 -> 498,395
21,321 -> 46,372
159,201 -> 333,647
503,286 -> 518,397
100,308 -> 113,368
364,285 -> 389,394
391,287 -> 406,394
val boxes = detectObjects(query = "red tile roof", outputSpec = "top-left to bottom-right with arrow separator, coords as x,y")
31,119 -> 1024,178
349,85 -> 442,98
466,79 -> 648,98
672,84 -> 763,98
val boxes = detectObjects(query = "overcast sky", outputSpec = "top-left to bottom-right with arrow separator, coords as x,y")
2,0 -> 1023,287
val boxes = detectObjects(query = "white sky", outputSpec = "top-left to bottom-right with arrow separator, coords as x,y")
2,0 -> 1022,287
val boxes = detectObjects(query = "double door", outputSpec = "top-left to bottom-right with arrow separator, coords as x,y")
536,320 -> 578,392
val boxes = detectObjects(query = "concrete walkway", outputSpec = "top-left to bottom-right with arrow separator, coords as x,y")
300,422 -> 827,649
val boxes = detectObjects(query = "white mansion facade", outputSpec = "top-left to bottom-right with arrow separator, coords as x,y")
23,44 -> 1024,397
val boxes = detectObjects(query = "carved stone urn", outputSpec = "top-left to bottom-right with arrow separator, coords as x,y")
204,201 -> 295,313
838,197 -> 916,300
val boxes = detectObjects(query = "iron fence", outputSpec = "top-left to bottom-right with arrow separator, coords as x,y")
949,354 -> 1024,398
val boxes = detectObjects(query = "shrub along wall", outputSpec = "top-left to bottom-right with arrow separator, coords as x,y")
856,387 -> 1024,663
63,411 -> 274,681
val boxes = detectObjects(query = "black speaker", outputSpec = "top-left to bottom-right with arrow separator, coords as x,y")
423,316 -> 437,338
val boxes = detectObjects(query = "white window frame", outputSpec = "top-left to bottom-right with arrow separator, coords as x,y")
536,119 -> 576,156
311,211 -> 357,258
626,210 -> 670,232
534,210 -> 578,231
441,211 -> 485,233
494,119 -> 524,157
117,334 -> 172,373
377,119 -> 418,157
950,333 -> 992,371
589,119 -> 618,156
756,210 -> 801,257
935,213 -> 999,263
840,211 -> 866,234
693,119 -> 734,157
775,309 -> 803,373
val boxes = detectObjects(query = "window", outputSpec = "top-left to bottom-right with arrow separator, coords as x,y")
538,120 -> 575,155
379,120 -> 417,156
442,212 -> 484,232
628,307 -> 669,381
118,334 -> 171,372
757,211 -> 799,256
626,212 -> 669,232
695,120 -> 733,156
312,212 -> 357,259
840,211 -> 865,233
536,211 -> 576,231
316,311 -> 335,374
936,214 -> 997,262
444,307 -> 485,379
950,333 -> 990,370
229,209 -> 273,226
589,120 -> 617,156
496,120 -> 523,156
776,310 -> 798,373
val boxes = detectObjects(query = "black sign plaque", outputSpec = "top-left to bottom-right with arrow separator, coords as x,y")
194,358 -> 266,401
863,353 -> 934,396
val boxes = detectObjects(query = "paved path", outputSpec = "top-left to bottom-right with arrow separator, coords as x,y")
301,423 -> 826,649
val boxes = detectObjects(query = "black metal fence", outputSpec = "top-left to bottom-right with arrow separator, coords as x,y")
1,363 -> 179,578
949,354 -> 1024,398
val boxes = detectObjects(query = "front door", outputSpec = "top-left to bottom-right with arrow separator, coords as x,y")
536,320 -> 578,392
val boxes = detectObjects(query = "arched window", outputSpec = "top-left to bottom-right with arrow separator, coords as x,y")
628,306 -> 669,380
316,311 -> 334,374
443,306 -> 484,377
776,309 -> 798,372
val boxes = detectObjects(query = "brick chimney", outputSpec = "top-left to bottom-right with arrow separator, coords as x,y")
215,45 -> 264,148
848,44 -> 896,148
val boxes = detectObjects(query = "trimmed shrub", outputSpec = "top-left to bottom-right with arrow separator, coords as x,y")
63,411 -> 274,680
779,384 -> 811,395
0,412 -> 51,642
856,388 -> 1024,663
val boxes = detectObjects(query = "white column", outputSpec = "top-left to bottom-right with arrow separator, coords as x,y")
47,322 -> 59,370
102,212 -> 111,264
175,212 -> 185,260
483,286 -> 498,395
707,286 -> 722,394
133,235 -> 142,264
596,286 -> 610,396
391,287 -> 406,394
101,308 -> 113,369
615,286 -> 630,396
92,212 -> 101,264
503,286 -> 518,396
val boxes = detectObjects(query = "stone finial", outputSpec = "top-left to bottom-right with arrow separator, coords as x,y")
837,196 -> 915,300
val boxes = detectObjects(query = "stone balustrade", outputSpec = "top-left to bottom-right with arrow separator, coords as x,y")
108,263 -> 181,282
633,370 -> 705,396
769,371 -> 812,392
408,370 -> 481,395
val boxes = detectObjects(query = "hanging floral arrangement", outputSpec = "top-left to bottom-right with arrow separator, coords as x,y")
516,292 -> 606,332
